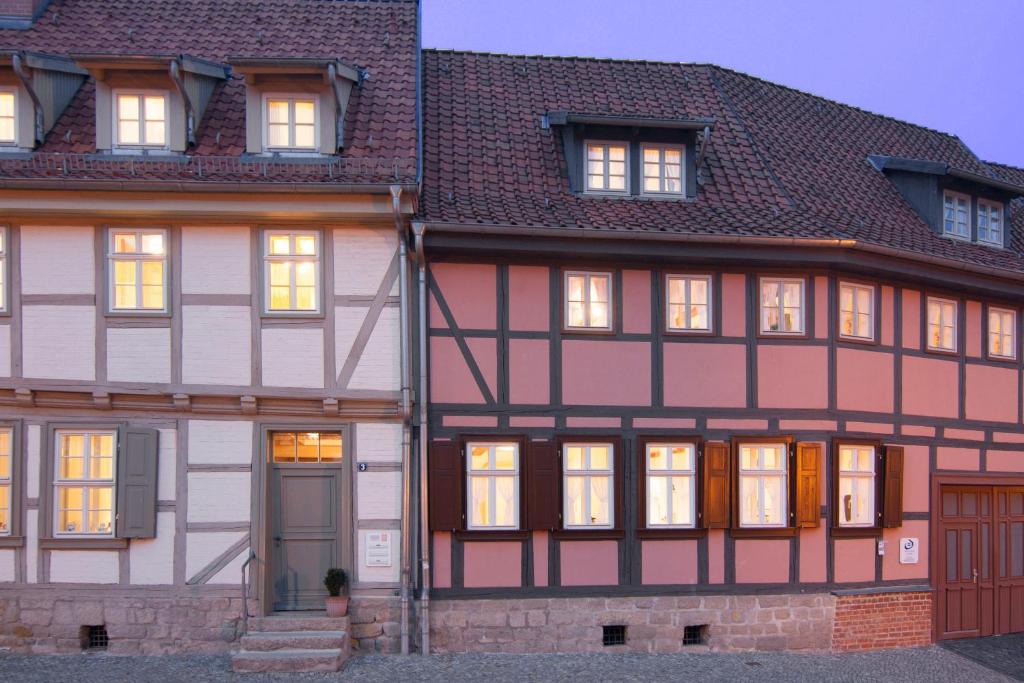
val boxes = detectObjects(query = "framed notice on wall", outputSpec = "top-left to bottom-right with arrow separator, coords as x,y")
899,538 -> 919,564
365,531 -> 392,567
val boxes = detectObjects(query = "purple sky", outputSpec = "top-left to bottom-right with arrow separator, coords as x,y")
423,0 -> 1024,167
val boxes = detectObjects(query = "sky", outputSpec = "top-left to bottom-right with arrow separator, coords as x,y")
422,0 -> 1024,167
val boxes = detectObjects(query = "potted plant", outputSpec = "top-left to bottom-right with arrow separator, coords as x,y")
324,568 -> 348,617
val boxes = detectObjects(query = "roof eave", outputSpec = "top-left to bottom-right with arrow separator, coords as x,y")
547,111 -> 716,130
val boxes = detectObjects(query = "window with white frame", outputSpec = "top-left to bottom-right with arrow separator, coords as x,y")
108,229 -> 167,312
942,192 -> 970,239
271,431 -> 342,463
564,443 -> 613,528
264,96 -> 318,151
666,275 -> 710,332
839,282 -> 874,341
565,271 -> 611,330
646,443 -> 696,528
738,443 -> 787,527
264,231 -> 320,313
54,430 -> 115,536
0,89 -> 15,144
837,444 -> 876,527
977,199 -> 1004,246
585,142 -> 628,193
641,144 -> 683,195
466,443 -> 519,530
115,91 -> 167,148
759,277 -> 804,335
0,227 -> 7,313
926,297 -> 957,352
989,307 -> 1016,360
0,428 -> 11,535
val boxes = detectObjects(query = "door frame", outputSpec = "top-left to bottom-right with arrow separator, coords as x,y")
253,422 -> 353,616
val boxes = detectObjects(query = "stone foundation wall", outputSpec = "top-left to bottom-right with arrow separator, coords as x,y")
830,591 -> 933,651
349,597 -> 402,654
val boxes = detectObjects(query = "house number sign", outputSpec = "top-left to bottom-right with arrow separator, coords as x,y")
365,531 -> 392,567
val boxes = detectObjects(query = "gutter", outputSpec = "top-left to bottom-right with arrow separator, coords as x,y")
412,220 -> 430,655
168,58 -> 197,147
11,53 -> 44,145
0,179 -> 419,194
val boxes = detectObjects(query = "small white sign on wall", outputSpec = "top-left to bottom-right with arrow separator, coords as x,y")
900,537 -> 919,564
365,531 -> 392,568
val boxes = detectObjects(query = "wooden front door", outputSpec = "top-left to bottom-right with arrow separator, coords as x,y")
995,488 -> 1024,635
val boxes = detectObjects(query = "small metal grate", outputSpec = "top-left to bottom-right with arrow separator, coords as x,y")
84,625 -> 109,651
682,624 -> 707,646
602,624 -> 626,646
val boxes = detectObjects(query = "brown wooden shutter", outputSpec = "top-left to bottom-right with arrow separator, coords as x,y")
794,442 -> 821,528
701,441 -> 731,528
428,440 -> 462,531
527,440 -> 559,530
882,445 -> 904,528
115,426 -> 159,539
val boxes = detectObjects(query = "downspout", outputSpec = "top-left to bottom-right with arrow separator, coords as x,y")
412,220 -> 430,655
168,58 -> 196,147
12,53 -> 43,145
392,185 -> 414,656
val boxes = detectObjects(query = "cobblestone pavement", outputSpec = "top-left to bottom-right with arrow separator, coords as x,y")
940,633 -> 1024,681
0,646 -> 1013,682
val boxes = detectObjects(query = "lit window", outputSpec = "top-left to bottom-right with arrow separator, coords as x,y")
837,445 -> 876,527
641,144 -> 683,195
666,275 -> 710,332
977,200 -> 1004,246
585,142 -> 628,193
466,443 -> 519,530
264,231 -> 320,313
839,282 -> 874,341
271,431 -> 342,463
54,431 -> 115,536
926,297 -> 957,352
989,307 -> 1016,360
738,443 -> 787,527
942,192 -> 970,239
0,90 -> 15,144
565,271 -> 611,330
0,428 -> 11,535
645,443 -> 695,528
108,229 -> 167,312
115,92 -> 167,148
760,277 -> 804,335
265,96 -> 318,151
0,228 -> 7,313
564,443 -> 613,528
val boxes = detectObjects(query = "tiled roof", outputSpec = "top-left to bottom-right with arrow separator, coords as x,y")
0,0 -> 418,185
419,50 -> 1024,276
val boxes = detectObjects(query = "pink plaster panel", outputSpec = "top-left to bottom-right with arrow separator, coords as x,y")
994,432 -> 1024,444
563,340 -> 651,406
799,525 -> 827,583
428,292 -> 447,329
836,348 -> 894,413
965,363 -> 1019,423
814,276 -> 829,339
633,417 -> 697,429
966,301 -> 983,358
902,445 -> 929,512
778,419 -> 838,431
467,337 -> 497,400
902,289 -> 921,350
441,415 -> 498,428
721,274 -> 746,337
508,339 -> 550,405
901,355 -> 958,418
509,416 -> 556,428
734,539 -> 790,583
707,530 -> 725,584
641,540 -> 698,585
845,421 -> 894,435
882,521 -> 929,581
986,450 -> 1024,472
622,270 -> 652,334
508,266 -> 550,332
430,263 -> 496,330
707,418 -> 768,430
757,345 -> 828,409
430,337 -> 485,404
664,343 -> 746,408
833,538 -> 876,583
936,447 -> 980,471
945,427 -> 985,441
433,532 -> 452,589
901,425 -> 936,437
463,542 -> 522,588
532,532 -> 549,587
881,286 -> 895,346
566,417 -> 621,428
559,540 -> 619,586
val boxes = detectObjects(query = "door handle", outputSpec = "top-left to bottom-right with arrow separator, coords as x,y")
973,568 -> 978,584
273,535 -> 282,545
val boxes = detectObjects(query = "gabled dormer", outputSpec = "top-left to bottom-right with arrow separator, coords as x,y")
0,50 -> 86,152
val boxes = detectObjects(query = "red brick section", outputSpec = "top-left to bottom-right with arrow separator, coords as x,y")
830,592 -> 933,652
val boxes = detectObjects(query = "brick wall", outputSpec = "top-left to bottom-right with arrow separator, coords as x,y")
830,591 -> 933,651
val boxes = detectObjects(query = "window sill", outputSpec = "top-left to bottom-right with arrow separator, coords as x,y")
552,529 -> 624,541
260,312 -> 326,321
0,535 -> 24,548
924,346 -> 959,357
837,335 -> 877,347
637,528 -> 706,540
831,526 -> 882,539
729,527 -> 797,539
454,530 -> 530,542
40,537 -> 129,550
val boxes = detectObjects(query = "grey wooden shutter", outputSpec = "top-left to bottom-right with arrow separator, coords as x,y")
116,426 -> 159,538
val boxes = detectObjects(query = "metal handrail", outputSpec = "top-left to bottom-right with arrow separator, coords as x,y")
240,550 -> 256,636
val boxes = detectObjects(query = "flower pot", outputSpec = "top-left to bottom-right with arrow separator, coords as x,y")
326,595 -> 349,618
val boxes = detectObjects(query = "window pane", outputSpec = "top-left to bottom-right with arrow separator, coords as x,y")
119,121 -> 139,145
267,100 -> 290,124
588,301 -> 608,328
114,260 -> 136,286
671,476 -> 692,525
589,476 -> 610,525
739,476 -> 759,525
272,432 -> 296,462
763,446 -> 783,470
607,174 -> 625,190
494,446 -> 516,470
141,260 -> 163,287
690,303 -> 707,330
144,121 -> 166,145
268,123 -> 289,148
0,454 -> 8,480
0,118 -> 13,142
113,233 -> 136,253
269,235 -> 292,255
294,101 -> 315,124
118,95 -> 139,121
295,286 -> 316,310
0,485 -> 8,532
762,476 -> 784,525
740,446 -> 756,471
566,476 -> 584,525
144,96 -> 165,121
59,487 -> 83,533
648,475 -> 669,525
90,454 -> 113,480
495,476 -> 515,526
295,261 -> 316,287
608,146 -> 625,162
587,145 -> 605,161
691,278 -> 708,305
470,446 -> 489,471
648,446 -> 667,471
269,261 -> 291,287
589,274 -> 608,303
320,433 -> 342,461
294,124 -> 316,148
295,235 -> 316,255
0,93 -> 13,118
270,286 -> 291,310
670,447 -> 692,470
839,447 -> 853,471
567,276 -> 584,302
566,447 -> 583,470
644,177 -> 660,192
61,458 -> 84,480
643,148 -> 659,163
141,233 -> 164,255
589,446 -> 609,470
297,432 -> 319,462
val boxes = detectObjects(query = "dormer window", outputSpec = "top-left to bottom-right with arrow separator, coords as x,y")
642,144 -> 683,195
586,141 -> 628,193
264,95 -> 318,151
114,91 -> 168,149
0,89 -> 15,145
942,191 -> 970,239
977,199 -> 1004,246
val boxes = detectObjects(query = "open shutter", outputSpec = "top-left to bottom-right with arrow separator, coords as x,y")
882,445 -> 904,528
115,426 -> 159,539
794,442 -> 821,528
527,440 -> 559,530
428,440 -> 462,531
701,441 -> 730,528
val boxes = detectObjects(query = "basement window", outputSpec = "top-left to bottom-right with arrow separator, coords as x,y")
602,624 -> 626,646
683,624 -> 708,646
81,624 -> 109,651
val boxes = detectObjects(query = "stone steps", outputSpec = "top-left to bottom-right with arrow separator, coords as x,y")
232,612 -> 352,673
231,648 -> 346,673
249,614 -> 350,632
240,630 -> 347,652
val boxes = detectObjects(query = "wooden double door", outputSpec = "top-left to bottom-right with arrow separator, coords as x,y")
938,485 -> 1024,639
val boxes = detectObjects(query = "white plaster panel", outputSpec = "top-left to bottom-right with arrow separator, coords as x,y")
49,550 -> 119,584
20,226 -> 95,294
349,306 -> 399,390
334,306 -> 364,377
181,226 -> 251,294
25,509 -> 37,583
186,531 -> 247,581
355,423 -> 402,463
187,420 -> 253,465
182,305 -> 251,386
0,549 -> 15,582
22,305 -> 95,380
187,472 -> 251,523
357,530 -> 400,583
208,545 -> 249,585
107,327 -> 171,383
334,227 -> 396,296
261,328 -> 324,388
26,424 -> 40,498
0,324 -> 11,377
157,428 -> 176,501
129,512 -> 175,585
357,471 -> 401,520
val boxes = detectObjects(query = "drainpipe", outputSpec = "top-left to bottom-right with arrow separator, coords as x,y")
11,53 -> 43,145
392,186 -> 414,656
168,58 -> 196,147
412,221 -> 431,655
